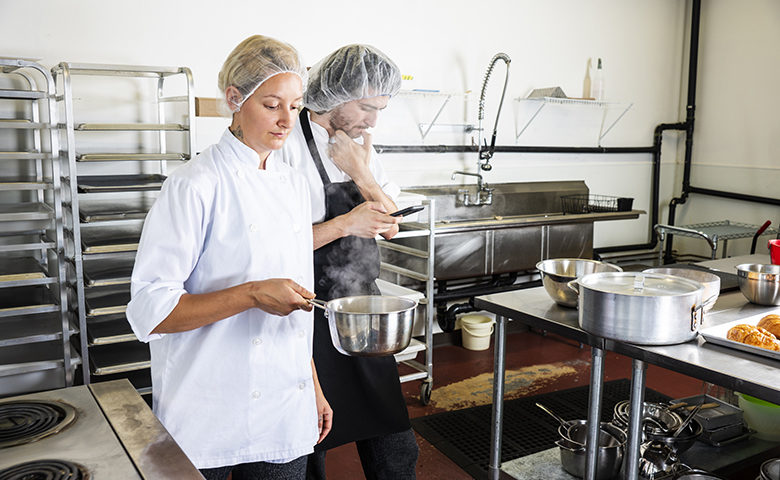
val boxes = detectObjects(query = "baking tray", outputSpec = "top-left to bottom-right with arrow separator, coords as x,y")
84,285 -> 130,317
77,174 -> 166,193
0,256 -> 45,282
79,201 -> 151,223
700,313 -> 780,362
80,225 -> 142,254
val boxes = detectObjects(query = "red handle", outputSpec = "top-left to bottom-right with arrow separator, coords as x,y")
756,220 -> 772,236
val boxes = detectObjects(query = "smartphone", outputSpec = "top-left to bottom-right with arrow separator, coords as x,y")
389,205 -> 425,217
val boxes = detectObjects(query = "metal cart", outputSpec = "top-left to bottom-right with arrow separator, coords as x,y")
378,198 -> 436,405
654,220 -> 777,264
0,58 -> 74,395
52,63 -> 194,398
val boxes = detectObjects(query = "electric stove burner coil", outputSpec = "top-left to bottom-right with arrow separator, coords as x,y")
0,401 -> 77,449
0,459 -> 88,480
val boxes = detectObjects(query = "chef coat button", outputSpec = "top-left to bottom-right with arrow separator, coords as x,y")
252,337 -> 262,345
279,176 -> 287,184
251,391 -> 261,399
293,223 -> 301,233
235,169 -> 243,178
249,224 -> 258,232
298,383 -> 305,390
298,330 -> 305,338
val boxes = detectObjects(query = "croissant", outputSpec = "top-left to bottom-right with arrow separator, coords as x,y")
757,314 -> 780,339
727,324 -> 780,351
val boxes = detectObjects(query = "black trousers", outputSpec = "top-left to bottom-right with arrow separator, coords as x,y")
200,456 -> 307,480
306,428 -> 418,480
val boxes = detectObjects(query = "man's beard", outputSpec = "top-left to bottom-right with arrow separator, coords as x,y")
328,108 -> 360,139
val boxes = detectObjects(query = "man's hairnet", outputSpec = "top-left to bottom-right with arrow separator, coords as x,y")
218,35 -> 307,114
304,44 -> 401,113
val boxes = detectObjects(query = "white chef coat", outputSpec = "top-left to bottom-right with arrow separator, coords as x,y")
280,111 -> 400,222
126,129 -> 317,469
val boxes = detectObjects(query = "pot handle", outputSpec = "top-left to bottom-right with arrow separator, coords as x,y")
566,279 -> 580,294
308,299 -> 328,316
555,439 -> 585,453
689,295 -> 717,331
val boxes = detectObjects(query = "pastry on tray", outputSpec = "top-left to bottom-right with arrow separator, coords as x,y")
727,323 -> 780,352
757,314 -> 780,338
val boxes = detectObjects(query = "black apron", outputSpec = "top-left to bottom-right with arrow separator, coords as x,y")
300,110 -> 410,450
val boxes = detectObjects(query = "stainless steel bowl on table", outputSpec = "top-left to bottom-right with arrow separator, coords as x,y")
536,258 -> 622,308
309,295 -> 417,356
643,267 -> 720,312
736,263 -> 780,306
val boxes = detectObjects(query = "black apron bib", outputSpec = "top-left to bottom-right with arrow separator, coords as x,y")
300,110 -> 410,450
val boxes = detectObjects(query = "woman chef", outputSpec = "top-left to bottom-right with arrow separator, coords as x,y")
280,45 -> 418,479
126,35 -> 332,480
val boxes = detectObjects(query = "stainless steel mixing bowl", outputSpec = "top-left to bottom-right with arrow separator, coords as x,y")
643,267 -> 721,312
736,263 -> 780,306
536,258 -> 622,308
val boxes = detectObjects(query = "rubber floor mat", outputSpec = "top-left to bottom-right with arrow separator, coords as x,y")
411,379 -> 669,479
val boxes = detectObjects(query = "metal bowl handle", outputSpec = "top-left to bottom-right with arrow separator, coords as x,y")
566,279 -> 580,294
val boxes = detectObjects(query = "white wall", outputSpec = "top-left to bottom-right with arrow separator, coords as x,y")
3,0 -> 775,254
671,0 -> 780,258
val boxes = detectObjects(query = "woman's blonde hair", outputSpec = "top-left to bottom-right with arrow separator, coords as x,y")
218,35 -> 306,112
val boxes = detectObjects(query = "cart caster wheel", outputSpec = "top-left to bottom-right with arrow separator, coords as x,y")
420,382 -> 432,406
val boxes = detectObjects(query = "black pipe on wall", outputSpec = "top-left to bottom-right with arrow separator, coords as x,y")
373,145 -> 654,154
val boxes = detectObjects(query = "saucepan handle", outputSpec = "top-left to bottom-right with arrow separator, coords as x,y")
308,299 -> 328,315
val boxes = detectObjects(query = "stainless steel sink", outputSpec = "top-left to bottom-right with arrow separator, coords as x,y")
402,180 -> 589,223
379,180 -> 639,282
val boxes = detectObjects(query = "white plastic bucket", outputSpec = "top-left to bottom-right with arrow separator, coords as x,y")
460,315 -> 495,351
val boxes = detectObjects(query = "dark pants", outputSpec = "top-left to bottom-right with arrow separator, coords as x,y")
200,456 -> 307,480
306,429 -> 418,480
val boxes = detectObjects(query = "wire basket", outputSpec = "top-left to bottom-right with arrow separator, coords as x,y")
561,194 -> 634,214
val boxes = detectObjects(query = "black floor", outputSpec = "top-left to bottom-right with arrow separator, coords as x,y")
411,379 -> 669,478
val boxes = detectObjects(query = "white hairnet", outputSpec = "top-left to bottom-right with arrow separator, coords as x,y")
304,44 -> 401,113
218,35 -> 307,114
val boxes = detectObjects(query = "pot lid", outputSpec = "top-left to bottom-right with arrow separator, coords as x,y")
579,272 -> 703,297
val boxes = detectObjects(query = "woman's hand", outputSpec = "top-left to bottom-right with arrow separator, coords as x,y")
311,360 -> 332,443
315,389 -> 332,443
250,279 -> 315,315
340,201 -> 399,238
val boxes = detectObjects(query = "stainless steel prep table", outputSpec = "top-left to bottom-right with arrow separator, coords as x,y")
474,254 -> 780,480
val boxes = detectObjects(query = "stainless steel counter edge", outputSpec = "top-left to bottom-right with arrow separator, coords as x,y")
474,287 -> 780,404
89,379 -> 205,479
402,209 -> 644,233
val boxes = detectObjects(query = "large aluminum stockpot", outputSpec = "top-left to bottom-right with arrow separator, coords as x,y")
310,296 -> 417,357
570,272 -> 715,345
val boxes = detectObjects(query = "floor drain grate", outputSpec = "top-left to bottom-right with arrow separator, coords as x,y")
411,379 -> 670,478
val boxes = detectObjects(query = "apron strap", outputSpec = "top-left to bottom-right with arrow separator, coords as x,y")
299,108 -> 332,187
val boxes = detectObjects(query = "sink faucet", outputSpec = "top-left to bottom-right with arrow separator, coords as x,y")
477,53 -> 511,172
451,170 -> 493,206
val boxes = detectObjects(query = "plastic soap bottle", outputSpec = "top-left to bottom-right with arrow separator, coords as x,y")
582,58 -> 592,99
593,58 -> 605,101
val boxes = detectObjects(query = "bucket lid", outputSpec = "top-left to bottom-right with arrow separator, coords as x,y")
578,272 -> 703,297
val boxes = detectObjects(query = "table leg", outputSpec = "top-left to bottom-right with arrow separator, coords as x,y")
585,346 -> 605,480
488,315 -> 508,480
625,359 -> 647,480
